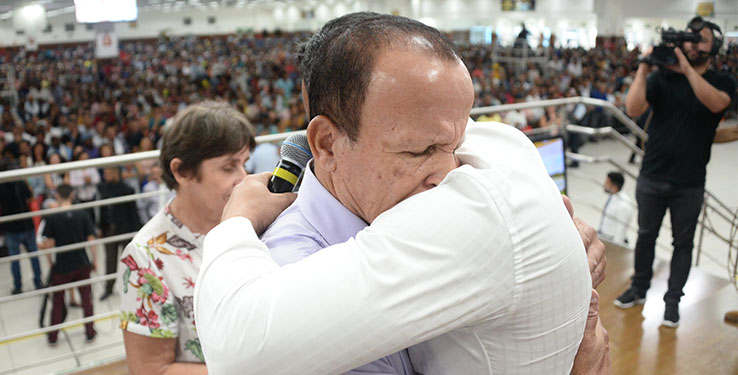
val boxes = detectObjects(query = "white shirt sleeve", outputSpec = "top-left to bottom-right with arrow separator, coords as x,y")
195,167 -> 513,375
195,121 -> 590,375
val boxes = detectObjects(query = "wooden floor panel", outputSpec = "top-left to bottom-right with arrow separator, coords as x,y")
69,360 -> 128,375
600,243 -> 738,375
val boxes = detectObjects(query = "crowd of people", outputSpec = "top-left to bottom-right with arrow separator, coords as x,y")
0,31 -> 735,240
1,31 -> 310,216
1,11 -> 736,374
1,32 -> 736,190
465,39 -> 738,130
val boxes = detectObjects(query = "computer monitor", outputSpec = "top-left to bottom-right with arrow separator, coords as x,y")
532,135 -> 567,195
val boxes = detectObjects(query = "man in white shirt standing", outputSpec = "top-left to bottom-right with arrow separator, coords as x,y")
195,12 -> 609,375
599,171 -> 635,245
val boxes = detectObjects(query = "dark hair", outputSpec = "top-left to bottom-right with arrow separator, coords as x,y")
687,16 -> 723,56
32,142 -> 47,162
105,165 -> 122,176
607,172 -> 625,190
160,101 -> 256,190
56,184 -> 73,200
297,12 -> 461,141
99,143 -> 114,157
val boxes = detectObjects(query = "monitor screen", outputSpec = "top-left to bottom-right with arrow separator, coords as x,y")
74,0 -> 138,23
533,137 -> 567,194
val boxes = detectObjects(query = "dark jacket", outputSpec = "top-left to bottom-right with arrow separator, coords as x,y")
98,181 -> 141,234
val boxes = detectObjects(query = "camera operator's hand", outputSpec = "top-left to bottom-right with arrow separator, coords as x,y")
637,46 -> 653,66
665,47 -> 692,75
221,172 -> 297,235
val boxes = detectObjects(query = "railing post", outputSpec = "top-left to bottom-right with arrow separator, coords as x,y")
696,193 -> 709,266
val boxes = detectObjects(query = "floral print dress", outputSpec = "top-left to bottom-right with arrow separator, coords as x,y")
118,205 -> 204,362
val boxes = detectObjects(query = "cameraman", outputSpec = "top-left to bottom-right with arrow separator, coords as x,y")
617,17 -> 736,327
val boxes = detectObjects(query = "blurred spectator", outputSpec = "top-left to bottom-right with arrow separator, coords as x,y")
135,137 -> 156,184
0,164 -> 43,295
0,32 -> 733,199
40,184 -> 98,345
137,163 -> 171,223
598,171 -> 635,245
245,138 -> 280,174
68,151 -> 100,205
98,167 -> 141,300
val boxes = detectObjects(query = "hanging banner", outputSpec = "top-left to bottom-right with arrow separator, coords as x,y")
25,34 -> 39,51
95,29 -> 118,59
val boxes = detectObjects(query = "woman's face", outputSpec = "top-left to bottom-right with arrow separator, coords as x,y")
140,137 -> 154,151
73,145 -> 84,159
100,145 -> 113,158
33,143 -> 44,158
177,146 -> 251,223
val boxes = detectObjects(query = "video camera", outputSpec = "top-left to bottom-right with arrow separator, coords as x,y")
644,17 -> 724,67
647,28 -> 701,67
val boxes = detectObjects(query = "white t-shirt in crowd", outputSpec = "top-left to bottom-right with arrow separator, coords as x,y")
599,190 -> 635,245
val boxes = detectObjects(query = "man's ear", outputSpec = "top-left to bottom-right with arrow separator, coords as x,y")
306,115 -> 341,173
170,158 -> 190,187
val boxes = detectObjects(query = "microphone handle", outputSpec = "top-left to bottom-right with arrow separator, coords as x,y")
268,159 -> 303,193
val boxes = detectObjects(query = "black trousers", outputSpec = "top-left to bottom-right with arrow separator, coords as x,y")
103,228 -> 126,294
49,266 -> 95,341
631,176 -> 704,304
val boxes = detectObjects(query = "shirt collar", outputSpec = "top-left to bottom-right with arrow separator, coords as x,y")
296,161 -> 368,246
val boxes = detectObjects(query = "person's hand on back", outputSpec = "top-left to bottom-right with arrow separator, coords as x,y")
220,172 -> 297,235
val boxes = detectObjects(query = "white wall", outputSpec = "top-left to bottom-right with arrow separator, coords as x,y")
413,0 -> 595,31
622,0 -> 738,20
0,0 -> 366,47
620,0 -> 738,50
1,6 -> 271,47
622,0 -> 738,35
5,0 -> 689,47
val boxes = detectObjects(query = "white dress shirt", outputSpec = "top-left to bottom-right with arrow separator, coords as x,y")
194,121 -> 591,375
598,190 -> 635,245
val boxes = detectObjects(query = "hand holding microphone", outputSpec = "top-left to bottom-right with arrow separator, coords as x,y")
222,172 -> 297,235
268,133 -> 313,193
220,133 -> 311,233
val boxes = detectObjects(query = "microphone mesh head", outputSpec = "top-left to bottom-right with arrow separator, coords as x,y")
280,133 -> 312,168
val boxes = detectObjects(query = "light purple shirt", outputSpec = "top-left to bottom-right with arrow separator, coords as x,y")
261,163 -> 414,375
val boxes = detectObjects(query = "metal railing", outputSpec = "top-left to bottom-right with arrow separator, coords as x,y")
470,97 -> 736,267
0,131 -> 299,374
470,96 -> 649,141
0,131 -> 298,184
0,233 -> 136,265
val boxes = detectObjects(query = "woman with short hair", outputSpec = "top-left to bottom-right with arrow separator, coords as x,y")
119,101 -> 255,374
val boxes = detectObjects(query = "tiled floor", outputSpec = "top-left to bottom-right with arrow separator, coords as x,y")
0,263 -> 125,375
0,123 -> 736,374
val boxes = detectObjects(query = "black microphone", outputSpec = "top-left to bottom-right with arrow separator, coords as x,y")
268,133 -> 312,193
